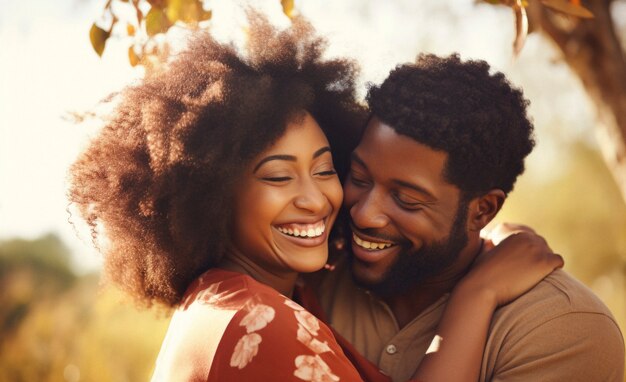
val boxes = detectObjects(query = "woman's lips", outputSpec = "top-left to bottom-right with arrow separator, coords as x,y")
275,220 -> 325,238
273,219 -> 328,247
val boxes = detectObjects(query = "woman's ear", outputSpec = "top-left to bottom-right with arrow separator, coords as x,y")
467,189 -> 505,231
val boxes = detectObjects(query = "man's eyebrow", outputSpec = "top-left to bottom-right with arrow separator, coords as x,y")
392,179 -> 437,200
253,155 -> 296,173
350,152 -> 367,169
253,147 -> 331,173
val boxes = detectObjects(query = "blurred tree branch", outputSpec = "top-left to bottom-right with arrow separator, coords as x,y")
491,0 -> 626,204
89,0 -> 294,68
527,0 -> 626,205
89,0 -> 626,204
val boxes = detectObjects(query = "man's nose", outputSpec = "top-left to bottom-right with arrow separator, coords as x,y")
349,189 -> 390,229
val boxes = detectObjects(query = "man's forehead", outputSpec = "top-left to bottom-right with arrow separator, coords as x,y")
352,117 -> 460,197
355,119 -> 446,166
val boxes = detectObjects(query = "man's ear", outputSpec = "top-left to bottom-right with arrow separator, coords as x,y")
467,189 -> 505,231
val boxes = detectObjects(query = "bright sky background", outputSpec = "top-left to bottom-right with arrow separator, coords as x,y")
0,0 -> 612,272
0,0 -> 140,271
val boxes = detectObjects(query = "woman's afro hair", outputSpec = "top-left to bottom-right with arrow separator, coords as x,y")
68,15 -> 366,307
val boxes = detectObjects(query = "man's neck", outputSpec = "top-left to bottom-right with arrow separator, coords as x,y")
379,237 -> 483,329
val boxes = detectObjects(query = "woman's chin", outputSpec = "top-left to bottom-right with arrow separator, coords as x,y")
286,250 -> 329,274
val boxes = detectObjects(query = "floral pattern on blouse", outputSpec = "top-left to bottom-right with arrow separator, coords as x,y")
230,333 -> 262,369
226,296 -> 344,380
284,298 -> 339,380
229,303 -> 275,368
239,303 -> 275,333
170,269 -> 367,381
294,355 -> 340,382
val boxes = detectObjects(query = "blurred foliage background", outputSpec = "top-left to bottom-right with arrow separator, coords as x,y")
1,0 -> 625,381
0,235 -> 169,381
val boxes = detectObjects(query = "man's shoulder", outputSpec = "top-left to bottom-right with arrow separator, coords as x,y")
488,268 -> 624,356
494,269 -> 616,324
482,269 -> 625,381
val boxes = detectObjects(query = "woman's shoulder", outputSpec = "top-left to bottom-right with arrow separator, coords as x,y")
182,269 -> 328,342
153,269 -> 363,381
187,271 -> 363,381
208,285 -> 363,381
152,269 -> 284,381
178,268 -> 295,311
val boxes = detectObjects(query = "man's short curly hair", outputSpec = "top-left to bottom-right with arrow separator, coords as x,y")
367,54 -> 535,198
69,16 -> 365,307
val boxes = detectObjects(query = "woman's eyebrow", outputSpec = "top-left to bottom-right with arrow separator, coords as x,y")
253,146 -> 331,173
253,155 -> 296,173
313,146 -> 331,158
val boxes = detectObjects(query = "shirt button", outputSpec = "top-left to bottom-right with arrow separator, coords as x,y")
386,344 -> 397,355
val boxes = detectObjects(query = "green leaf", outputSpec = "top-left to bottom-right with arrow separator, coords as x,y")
281,0 -> 294,18
128,46 -> 141,67
145,7 -> 170,36
89,23 -> 110,57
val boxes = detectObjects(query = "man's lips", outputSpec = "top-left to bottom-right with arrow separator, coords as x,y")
350,229 -> 399,263
352,233 -> 394,250
350,224 -> 400,248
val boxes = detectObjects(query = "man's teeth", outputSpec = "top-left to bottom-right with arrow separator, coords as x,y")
353,233 -> 393,250
277,222 -> 325,238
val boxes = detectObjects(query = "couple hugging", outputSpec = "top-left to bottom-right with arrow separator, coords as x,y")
69,15 -> 624,382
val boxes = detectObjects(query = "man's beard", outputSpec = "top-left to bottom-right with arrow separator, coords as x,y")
350,200 -> 469,298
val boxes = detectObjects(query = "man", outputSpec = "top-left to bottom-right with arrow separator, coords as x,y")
314,54 -> 625,381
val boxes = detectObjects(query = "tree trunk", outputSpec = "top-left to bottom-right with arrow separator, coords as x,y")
527,0 -> 626,204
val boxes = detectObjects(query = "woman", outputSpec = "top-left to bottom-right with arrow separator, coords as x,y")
68,16 -> 562,381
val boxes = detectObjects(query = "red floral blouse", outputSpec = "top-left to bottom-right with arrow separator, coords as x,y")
151,269 -> 392,382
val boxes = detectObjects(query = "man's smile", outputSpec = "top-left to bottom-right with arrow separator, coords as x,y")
352,232 -> 395,250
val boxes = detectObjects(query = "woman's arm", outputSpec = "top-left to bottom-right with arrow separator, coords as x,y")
412,228 -> 564,382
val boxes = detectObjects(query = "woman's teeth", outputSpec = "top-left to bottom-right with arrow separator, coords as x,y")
353,233 -> 393,250
277,222 -> 325,238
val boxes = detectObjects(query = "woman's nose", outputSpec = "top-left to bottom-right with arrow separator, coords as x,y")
294,180 -> 326,214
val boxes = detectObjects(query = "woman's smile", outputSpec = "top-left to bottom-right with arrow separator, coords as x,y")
273,218 -> 329,247
275,219 -> 326,238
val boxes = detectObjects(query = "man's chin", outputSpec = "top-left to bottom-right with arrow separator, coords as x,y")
348,244 -> 461,298
350,260 -> 382,286
349,257 -> 400,296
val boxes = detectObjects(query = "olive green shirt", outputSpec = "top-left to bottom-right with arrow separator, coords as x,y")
316,260 -> 625,381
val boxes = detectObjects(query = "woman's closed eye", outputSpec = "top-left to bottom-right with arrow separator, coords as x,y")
259,170 -> 294,182
312,156 -> 337,177
315,168 -> 337,177
262,176 -> 292,182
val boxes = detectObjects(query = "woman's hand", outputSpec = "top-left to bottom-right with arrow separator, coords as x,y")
462,223 -> 564,307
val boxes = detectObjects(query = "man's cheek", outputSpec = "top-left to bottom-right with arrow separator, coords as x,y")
342,185 -> 358,208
